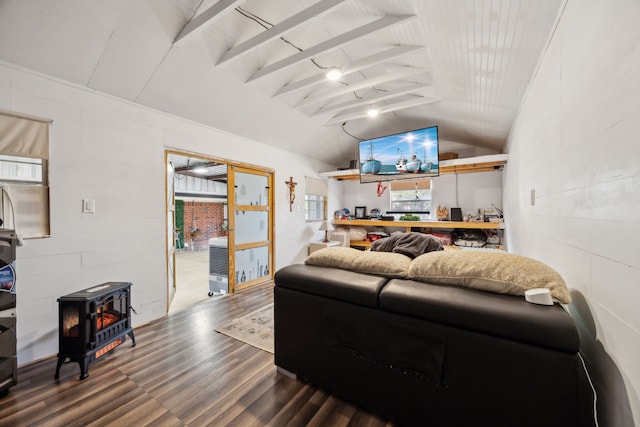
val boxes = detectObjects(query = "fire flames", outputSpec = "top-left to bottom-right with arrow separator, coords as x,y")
96,312 -> 119,331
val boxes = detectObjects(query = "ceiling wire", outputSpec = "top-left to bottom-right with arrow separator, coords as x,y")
341,122 -> 365,141
235,7 -> 328,70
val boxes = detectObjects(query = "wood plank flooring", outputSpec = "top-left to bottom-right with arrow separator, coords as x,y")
0,282 -> 393,427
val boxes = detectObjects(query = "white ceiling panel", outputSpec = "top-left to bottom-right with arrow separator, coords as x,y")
88,2 -> 189,100
0,0 -> 124,85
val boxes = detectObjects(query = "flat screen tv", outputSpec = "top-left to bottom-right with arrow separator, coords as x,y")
359,126 -> 439,183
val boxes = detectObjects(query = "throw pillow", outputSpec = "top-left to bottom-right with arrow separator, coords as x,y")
351,251 -> 412,278
305,247 -> 411,278
408,251 -> 571,303
305,246 -> 360,270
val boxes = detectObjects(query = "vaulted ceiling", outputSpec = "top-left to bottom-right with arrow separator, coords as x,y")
0,0 -> 565,167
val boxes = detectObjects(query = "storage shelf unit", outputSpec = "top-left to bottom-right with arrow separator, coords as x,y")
333,219 -> 504,249
0,230 -> 18,394
319,154 -> 508,180
333,219 -> 504,230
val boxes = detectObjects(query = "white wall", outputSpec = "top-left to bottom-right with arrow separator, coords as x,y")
0,61 -> 333,366
339,181 -> 383,216
503,0 -> 640,421
432,172 -> 502,219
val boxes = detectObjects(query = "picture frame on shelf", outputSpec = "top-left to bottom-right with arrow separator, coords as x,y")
355,206 -> 367,219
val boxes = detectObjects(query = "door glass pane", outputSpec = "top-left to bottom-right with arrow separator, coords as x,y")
235,172 -> 268,206
235,210 -> 268,244
234,246 -> 269,284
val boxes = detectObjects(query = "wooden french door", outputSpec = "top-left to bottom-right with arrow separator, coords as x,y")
227,166 -> 274,292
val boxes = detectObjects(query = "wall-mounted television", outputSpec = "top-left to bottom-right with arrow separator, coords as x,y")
359,126 -> 439,183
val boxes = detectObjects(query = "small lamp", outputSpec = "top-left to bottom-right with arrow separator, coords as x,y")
318,221 -> 334,242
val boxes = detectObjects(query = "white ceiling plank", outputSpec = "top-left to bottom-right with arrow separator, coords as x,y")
342,44 -> 425,75
247,14 -> 415,82
274,44 -> 425,96
378,96 -> 441,114
325,96 -> 441,125
173,0 -> 243,44
312,83 -> 432,114
217,0 -> 348,65
297,66 -> 428,107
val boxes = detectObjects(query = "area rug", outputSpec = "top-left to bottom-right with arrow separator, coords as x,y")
215,304 -> 274,353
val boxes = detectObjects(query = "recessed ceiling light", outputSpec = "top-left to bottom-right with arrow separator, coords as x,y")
367,107 -> 380,118
193,167 -> 208,174
325,67 -> 342,81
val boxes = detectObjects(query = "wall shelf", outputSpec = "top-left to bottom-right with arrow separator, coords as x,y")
319,154 -> 508,180
333,219 -> 504,231
333,218 -> 504,250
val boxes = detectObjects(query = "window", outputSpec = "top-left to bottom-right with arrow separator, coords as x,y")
305,194 -> 326,221
0,155 -> 46,185
0,109 -> 50,237
304,177 -> 328,221
389,179 -> 432,212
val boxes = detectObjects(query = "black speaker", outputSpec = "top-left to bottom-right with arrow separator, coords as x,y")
451,208 -> 462,221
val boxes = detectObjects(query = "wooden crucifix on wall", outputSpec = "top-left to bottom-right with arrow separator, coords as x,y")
285,176 -> 298,212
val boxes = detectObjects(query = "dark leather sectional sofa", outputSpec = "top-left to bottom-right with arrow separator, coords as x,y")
274,263 -> 596,427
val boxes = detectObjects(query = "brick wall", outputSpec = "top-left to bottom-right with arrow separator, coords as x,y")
183,201 -> 226,250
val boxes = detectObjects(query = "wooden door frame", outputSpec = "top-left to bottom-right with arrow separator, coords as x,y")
164,149 -> 275,311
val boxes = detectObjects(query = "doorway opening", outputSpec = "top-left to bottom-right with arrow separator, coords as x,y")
167,152 -> 228,313
165,150 -> 274,314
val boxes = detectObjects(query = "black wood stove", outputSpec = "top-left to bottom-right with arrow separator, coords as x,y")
55,282 -> 135,380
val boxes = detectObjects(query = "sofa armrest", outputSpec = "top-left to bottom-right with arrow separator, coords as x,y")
274,264 -> 389,308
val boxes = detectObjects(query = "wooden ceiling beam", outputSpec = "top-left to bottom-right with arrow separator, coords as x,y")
274,45 -> 425,96
297,66 -> 427,107
312,83 -> 431,115
217,0 -> 347,65
247,15 -> 414,82
173,0 -> 242,44
324,95 -> 440,125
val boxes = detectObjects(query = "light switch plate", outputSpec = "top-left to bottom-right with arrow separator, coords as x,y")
83,199 -> 96,213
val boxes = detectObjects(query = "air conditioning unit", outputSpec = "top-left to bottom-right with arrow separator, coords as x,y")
208,237 -> 228,296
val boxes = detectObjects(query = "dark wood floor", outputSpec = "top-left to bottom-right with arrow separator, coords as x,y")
0,282 -> 392,427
